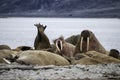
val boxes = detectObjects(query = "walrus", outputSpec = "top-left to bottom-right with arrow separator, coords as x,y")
54,36 -> 75,58
0,50 -> 14,64
65,34 -> 80,45
69,53 -> 102,65
15,50 -> 70,66
109,49 -> 120,59
85,51 -> 120,63
34,23 -> 51,50
12,46 -> 33,51
73,56 -> 102,65
75,30 -> 107,54
0,45 -> 11,50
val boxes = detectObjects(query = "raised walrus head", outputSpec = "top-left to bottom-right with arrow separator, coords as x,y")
80,30 -> 91,52
34,23 -> 47,32
54,36 -> 75,58
75,30 -> 106,54
54,36 -> 64,55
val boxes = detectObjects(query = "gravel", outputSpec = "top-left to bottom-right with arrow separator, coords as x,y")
0,63 -> 120,80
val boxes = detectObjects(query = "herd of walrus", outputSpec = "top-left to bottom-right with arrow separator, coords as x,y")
0,23 -> 120,66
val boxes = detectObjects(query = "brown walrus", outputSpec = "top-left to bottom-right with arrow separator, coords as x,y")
85,51 -> 120,63
65,34 -> 80,45
0,50 -> 14,64
71,53 -> 102,65
15,50 -> 70,66
34,23 -> 51,50
0,45 -> 11,50
12,46 -> 33,51
109,49 -> 120,59
54,36 -> 75,58
75,30 -> 107,54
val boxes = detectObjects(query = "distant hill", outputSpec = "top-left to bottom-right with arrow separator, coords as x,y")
0,0 -> 120,18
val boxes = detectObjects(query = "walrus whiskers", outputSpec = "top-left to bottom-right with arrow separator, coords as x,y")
80,37 -> 83,52
87,37 -> 89,51
3,58 -> 11,64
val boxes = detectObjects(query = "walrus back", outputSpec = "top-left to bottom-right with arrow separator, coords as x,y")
85,51 -> 120,63
16,50 -> 70,66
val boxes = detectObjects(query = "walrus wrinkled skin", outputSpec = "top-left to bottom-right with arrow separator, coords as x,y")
15,50 -> 70,66
0,50 -> 14,64
72,57 -> 102,65
71,53 -> 102,65
65,35 -> 80,45
85,51 -> 120,63
54,36 -> 75,58
0,45 -> 11,50
75,30 -> 107,54
71,51 -> 120,65
34,23 -> 51,50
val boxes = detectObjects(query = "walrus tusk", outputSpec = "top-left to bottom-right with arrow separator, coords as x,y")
87,37 -> 89,51
56,40 -> 60,52
80,37 -> 83,52
60,40 -> 63,50
3,58 -> 11,64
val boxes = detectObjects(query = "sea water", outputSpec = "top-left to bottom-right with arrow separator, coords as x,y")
0,17 -> 120,51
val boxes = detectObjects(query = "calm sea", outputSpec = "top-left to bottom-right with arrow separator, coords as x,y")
0,17 -> 120,51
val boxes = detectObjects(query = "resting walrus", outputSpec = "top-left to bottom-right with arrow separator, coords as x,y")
12,46 -> 33,51
85,51 -> 120,63
71,53 -> 102,65
75,30 -> 107,54
109,49 -> 120,59
15,50 -> 70,66
0,50 -> 14,64
0,45 -> 11,50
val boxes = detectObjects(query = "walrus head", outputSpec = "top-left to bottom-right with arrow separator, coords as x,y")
109,49 -> 119,59
80,30 -> 91,52
75,30 -> 106,54
54,36 -> 64,52
34,23 -> 47,32
12,46 -> 33,51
